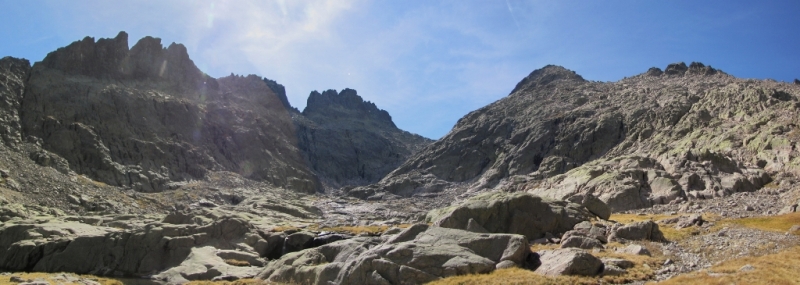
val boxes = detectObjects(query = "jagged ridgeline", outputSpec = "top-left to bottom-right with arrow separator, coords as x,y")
352,62 -> 800,212
2,31 -> 430,194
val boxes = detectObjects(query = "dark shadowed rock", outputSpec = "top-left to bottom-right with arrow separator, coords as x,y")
686,62 -> 718,75
296,89 -> 431,187
645,67 -> 664,77
0,57 -> 30,147
664,62 -> 688,75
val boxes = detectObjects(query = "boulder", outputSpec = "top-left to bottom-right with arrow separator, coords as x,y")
258,225 -> 533,284
675,214 -> 704,229
153,246 -> 261,283
609,220 -> 665,242
602,258 -> 634,269
568,194 -> 611,220
0,216 -> 262,277
616,244 -> 651,256
560,236 -> 603,249
428,192 -> 592,240
534,248 -> 604,277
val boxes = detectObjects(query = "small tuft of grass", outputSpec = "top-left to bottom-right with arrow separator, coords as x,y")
656,246 -> 800,285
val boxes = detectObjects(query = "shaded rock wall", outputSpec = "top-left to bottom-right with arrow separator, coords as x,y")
296,89 -> 432,187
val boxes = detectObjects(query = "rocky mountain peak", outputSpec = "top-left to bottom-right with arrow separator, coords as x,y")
303,88 -> 395,128
663,61 -> 720,76
510,65 -> 585,94
40,31 -> 129,78
38,31 -> 217,95
262,78 -> 295,112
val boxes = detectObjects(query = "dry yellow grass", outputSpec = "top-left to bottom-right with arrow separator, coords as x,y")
426,268 -> 599,285
0,272 -> 123,285
656,246 -> 800,285
715,212 -> 800,234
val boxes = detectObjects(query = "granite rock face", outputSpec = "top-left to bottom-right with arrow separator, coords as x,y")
257,224 -> 532,284
295,89 -> 432,188
427,192 -> 595,240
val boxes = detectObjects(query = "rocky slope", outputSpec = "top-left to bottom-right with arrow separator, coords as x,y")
295,88 -> 432,188
351,62 -> 800,213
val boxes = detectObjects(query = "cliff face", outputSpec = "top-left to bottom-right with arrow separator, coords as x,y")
351,63 -> 800,211
295,89 -> 432,188
18,32 -> 318,193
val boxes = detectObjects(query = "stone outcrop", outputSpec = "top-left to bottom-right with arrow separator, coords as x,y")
534,248 -> 604,277
529,154 -> 770,212
257,224 -> 533,284
426,192 -> 595,240
608,220 -> 665,242
0,57 -> 29,148
0,214 -> 260,277
295,89 -> 431,188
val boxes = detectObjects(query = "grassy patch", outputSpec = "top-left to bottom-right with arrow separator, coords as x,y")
715,212 -> 800,234
657,246 -> 800,285
0,272 -> 123,285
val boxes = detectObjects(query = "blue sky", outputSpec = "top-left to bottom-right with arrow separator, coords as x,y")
1,1 -> 799,139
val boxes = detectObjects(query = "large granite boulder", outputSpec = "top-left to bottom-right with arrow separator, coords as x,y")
609,220 -> 665,242
258,224 -> 532,284
534,248 -> 604,277
0,214 -> 264,277
427,192 -> 594,240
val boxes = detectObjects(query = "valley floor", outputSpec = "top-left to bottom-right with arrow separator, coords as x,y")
3,211 -> 800,284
